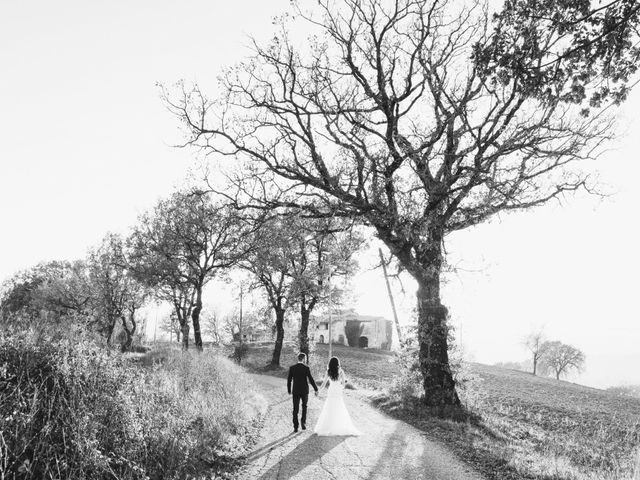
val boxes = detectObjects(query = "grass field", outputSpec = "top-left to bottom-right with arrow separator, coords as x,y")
243,341 -> 640,480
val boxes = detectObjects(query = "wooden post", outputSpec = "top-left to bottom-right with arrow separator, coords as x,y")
239,284 -> 244,347
378,248 -> 403,345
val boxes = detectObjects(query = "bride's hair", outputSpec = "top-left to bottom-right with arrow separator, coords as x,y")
327,357 -> 340,380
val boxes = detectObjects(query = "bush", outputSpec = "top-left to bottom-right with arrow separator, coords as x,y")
0,331 -> 264,480
0,331 -> 147,479
229,342 -> 250,364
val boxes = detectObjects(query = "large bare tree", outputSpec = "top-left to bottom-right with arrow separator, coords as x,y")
166,0 -> 638,405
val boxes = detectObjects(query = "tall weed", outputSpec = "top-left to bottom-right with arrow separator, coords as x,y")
0,332 -> 263,480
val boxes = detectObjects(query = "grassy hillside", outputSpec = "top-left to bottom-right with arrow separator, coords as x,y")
456,363 -> 640,479
243,342 -> 640,480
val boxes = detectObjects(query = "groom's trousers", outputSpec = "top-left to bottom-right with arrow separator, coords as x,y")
292,394 -> 308,428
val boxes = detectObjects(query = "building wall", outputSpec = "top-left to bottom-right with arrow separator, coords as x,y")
312,309 -> 393,350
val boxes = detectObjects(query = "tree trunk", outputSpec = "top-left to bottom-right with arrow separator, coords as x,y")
414,225 -> 460,407
533,356 -> 538,376
271,308 -> 286,367
299,304 -> 311,359
191,288 -> 203,351
181,320 -> 190,350
120,312 -> 136,353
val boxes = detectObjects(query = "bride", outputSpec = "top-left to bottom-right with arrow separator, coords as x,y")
313,356 -> 361,436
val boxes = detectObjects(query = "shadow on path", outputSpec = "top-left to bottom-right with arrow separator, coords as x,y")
256,435 -> 346,480
243,432 -> 299,463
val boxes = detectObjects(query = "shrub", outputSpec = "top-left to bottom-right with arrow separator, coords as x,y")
0,331 -> 264,480
0,331 -> 148,479
229,342 -> 250,364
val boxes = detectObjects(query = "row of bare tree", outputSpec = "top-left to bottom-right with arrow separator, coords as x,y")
0,190 -> 364,365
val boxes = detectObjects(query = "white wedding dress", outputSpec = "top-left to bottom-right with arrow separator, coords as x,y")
313,371 -> 361,436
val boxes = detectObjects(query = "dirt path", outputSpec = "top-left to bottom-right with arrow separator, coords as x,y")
237,374 -> 486,480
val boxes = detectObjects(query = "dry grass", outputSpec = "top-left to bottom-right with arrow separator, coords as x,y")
459,364 -> 640,480
243,341 -> 640,480
0,335 -> 265,480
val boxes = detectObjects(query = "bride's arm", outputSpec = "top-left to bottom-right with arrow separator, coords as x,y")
318,375 -> 329,391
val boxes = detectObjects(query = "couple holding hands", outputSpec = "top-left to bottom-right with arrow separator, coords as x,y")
287,353 -> 361,436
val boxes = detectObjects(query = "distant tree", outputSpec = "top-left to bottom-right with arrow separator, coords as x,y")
166,0 -> 639,405
129,191 -> 249,350
523,329 -> 550,376
223,311 -> 241,341
201,308 -> 222,344
222,306 -> 267,343
160,311 -> 182,343
607,385 -> 640,399
539,341 -> 586,380
493,361 -> 528,372
0,261 -> 87,325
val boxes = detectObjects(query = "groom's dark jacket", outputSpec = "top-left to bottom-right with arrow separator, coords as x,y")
287,363 -> 318,395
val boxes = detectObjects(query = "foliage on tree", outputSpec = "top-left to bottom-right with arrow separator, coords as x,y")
475,0 -> 640,110
2,236 -> 147,351
84,234 -> 149,350
241,216 -> 300,366
539,340 -> 586,379
166,0 -> 639,405
129,191 -> 249,350
0,261 -> 89,326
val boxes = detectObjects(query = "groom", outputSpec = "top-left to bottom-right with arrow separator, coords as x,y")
287,353 -> 318,432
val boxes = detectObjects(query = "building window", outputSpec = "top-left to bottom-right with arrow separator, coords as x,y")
318,335 -> 325,344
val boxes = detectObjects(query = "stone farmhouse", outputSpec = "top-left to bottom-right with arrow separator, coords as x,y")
311,308 -> 394,350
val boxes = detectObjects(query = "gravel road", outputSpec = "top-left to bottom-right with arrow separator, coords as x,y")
236,373 -> 486,480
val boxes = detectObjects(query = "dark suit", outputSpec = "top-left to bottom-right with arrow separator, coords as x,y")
287,362 -> 318,429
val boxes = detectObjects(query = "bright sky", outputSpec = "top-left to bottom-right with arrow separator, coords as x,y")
1,1 -> 638,389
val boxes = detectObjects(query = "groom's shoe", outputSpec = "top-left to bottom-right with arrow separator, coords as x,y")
293,427 -> 298,433
301,424 -> 306,430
